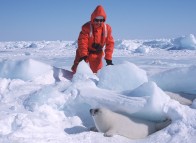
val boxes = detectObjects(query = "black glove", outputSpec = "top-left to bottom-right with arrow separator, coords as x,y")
106,59 -> 114,66
79,56 -> 87,62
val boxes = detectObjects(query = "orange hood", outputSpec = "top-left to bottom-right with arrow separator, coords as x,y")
91,5 -> 107,23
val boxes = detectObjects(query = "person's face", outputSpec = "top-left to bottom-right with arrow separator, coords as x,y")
93,18 -> 105,27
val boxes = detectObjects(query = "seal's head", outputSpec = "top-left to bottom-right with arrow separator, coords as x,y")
90,108 -> 100,116
90,108 -> 110,117
90,108 -> 111,133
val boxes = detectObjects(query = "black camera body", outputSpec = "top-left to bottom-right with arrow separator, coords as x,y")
92,43 -> 103,52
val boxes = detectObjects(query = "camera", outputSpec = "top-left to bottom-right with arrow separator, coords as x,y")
92,43 -> 103,52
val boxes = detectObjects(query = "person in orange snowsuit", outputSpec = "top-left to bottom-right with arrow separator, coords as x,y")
71,5 -> 114,73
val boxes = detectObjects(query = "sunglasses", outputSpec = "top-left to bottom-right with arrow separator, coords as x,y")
94,18 -> 105,22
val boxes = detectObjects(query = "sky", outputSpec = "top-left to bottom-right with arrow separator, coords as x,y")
0,0 -> 196,41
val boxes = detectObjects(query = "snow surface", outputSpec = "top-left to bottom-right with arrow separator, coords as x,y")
0,34 -> 196,143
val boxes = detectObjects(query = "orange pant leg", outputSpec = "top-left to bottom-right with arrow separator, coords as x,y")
88,53 -> 103,73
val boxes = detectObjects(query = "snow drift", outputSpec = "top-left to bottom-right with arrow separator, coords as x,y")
97,61 -> 148,91
0,59 -> 52,81
0,34 -> 196,143
171,34 -> 196,50
151,65 -> 196,94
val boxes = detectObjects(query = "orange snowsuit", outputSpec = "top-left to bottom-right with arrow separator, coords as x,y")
71,5 -> 114,73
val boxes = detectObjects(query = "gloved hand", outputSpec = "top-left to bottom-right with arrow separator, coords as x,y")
106,59 -> 114,66
79,56 -> 87,62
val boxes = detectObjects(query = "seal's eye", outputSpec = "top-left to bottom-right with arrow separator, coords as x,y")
94,109 -> 99,114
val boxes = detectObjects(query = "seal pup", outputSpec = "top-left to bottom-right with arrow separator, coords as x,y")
90,108 -> 171,139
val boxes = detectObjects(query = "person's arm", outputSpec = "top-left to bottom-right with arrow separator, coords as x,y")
105,24 -> 114,65
78,23 -> 90,58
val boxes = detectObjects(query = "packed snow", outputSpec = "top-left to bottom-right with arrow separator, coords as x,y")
0,34 -> 196,143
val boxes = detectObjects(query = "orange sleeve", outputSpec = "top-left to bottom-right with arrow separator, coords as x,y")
104,24 -> 114,60
78,23 -> 90,57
